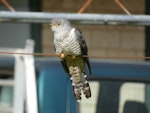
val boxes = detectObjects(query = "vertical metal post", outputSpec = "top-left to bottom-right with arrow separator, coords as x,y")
13,54 -> 25,113
29,0 -> 42,53
145,0 -> 150,60
24,39 -> 38,113
145,0 -> 150,113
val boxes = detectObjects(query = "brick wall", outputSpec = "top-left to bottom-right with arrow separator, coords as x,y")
42,0 -> 145,59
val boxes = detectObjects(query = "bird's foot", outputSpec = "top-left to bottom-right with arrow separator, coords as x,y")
60,53 -> 65,59
72,55 -> 76,59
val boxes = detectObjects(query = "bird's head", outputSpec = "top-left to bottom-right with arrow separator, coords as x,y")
50,18 -> 72,33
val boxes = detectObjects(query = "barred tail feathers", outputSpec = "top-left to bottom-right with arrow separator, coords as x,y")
69,66 -> 91,101
82,74 -> 91,98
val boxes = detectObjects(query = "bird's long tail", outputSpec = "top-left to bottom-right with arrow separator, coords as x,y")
69,66 -> 91,102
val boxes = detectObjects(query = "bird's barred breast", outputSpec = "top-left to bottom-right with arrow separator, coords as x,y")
54,28 -> 81,55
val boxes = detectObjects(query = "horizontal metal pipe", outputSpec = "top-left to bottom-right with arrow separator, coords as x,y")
0,11 -> 150,26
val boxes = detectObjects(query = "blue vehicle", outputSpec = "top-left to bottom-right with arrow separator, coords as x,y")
0,57 -> 150,113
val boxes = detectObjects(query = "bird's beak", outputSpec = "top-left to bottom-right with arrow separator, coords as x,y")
49,23 -> 55,29
49,23 -> 56,26
49,23 -> 53,26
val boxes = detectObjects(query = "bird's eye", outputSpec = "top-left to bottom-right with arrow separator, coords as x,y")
57,22 -> 61,26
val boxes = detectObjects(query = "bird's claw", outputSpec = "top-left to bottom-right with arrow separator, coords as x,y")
60,53 -> 65,59
72,55 -> 76,59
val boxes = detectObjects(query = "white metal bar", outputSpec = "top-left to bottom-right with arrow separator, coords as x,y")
0,107 -> 13,112
0,41 -> 37,113
0,48 -> 26,113
13,54 -> 25,113
0,79 -> 14,86
24,39 -> 38,113
0,11 -> 150,26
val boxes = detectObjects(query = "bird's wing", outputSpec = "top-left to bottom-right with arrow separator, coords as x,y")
61,59 -> 70,76
74,28 -> 92,76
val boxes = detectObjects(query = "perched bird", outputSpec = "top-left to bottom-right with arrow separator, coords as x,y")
50,18 -> 91,102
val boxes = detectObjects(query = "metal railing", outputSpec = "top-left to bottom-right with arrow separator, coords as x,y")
0,11 -> 150,26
